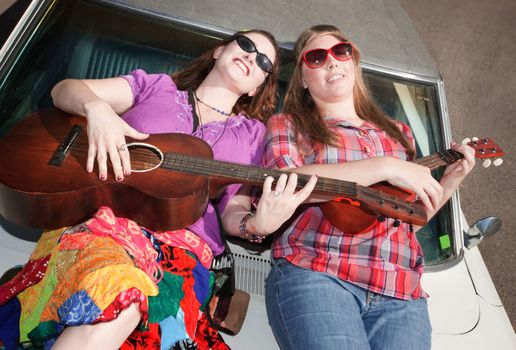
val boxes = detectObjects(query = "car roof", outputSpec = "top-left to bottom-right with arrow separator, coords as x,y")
116,0 -> 440,79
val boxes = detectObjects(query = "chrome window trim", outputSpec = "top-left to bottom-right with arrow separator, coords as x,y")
436,79 -> 465,267
0,0 -> 56,88
361,62 -> 441,85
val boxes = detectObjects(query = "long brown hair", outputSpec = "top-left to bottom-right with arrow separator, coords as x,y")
172,29 -> 280,122
283,24 -> 415,158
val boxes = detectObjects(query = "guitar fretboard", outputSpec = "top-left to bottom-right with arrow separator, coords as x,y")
415,149 -> 464,170
162,152 -> 358,197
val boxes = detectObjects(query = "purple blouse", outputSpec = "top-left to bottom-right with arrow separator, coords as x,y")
121,69 -> 266,255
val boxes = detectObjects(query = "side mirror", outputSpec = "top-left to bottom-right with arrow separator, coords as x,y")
464,216 -> 502,249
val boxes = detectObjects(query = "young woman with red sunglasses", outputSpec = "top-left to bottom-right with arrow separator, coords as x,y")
0,30 -> 317,350
263,24 -> 475,350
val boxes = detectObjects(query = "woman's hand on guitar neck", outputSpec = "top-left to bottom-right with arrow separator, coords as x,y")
84,100 -> 148,181
440,142 -> 476,188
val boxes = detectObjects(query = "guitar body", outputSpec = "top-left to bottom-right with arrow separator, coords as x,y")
0,109 -> 211,231
320,183 -> 418,233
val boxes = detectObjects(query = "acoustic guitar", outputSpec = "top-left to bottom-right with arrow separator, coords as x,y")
0,109 -> 426,231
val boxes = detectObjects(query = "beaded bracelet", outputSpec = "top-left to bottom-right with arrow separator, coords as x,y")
239,212 -> 266,243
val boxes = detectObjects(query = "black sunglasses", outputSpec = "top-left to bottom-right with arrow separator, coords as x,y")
302,42 -> 353,69
235,35 -> 274,74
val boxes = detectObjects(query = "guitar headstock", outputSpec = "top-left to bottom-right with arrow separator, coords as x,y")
464,137 -> 505,167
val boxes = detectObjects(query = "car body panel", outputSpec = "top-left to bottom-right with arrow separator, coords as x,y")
464,246 -> 504,306
422,259 -> 480,333
460,211 -> 505,307
0,219 -> 36,273
432,296 -> 515,349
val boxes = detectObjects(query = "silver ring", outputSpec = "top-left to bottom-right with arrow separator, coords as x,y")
118,144 -> 127,152
273,190 -> 281,197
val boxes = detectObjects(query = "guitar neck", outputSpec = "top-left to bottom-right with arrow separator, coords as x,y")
414,149 -> 464,170
161,150 -> 426,225
162,152 -> 358,197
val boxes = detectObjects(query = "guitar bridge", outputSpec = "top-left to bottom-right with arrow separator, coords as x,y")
49,125 -> 83,167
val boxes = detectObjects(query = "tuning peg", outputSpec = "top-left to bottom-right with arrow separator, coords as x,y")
472,137 -> 479,141
462,137 -> 471,145
482,159 -> 492,168
493,158 -> 504,166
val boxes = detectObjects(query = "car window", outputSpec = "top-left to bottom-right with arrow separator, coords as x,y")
365,72 -> 454,266
0,0 -> 455,266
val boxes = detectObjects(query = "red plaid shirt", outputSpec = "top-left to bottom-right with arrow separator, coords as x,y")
263,113 -> 427,300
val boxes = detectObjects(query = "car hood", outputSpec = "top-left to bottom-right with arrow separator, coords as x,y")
421,258 -> 480,334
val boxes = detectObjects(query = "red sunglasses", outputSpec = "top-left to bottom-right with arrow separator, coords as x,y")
302,42 -> 353,69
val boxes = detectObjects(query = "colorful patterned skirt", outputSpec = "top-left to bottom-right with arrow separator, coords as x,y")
0,208 -> 229,350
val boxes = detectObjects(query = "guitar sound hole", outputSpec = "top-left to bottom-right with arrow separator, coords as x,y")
128,143 -> 163,172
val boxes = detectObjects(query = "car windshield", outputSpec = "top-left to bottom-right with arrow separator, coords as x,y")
0,0 -> 455,266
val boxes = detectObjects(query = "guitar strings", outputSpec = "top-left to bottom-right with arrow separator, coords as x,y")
69,143 -> 419,223
70,141 -> 163,169
69,137 -> 361,195
174,150 -> 418,216
359,186 -> 418,213
415,150 -> 464,169
72,140 -> 380,200
164,153 -> 359,196
69,141 -> 414,211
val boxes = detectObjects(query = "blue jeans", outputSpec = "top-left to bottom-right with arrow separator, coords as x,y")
265,259 -> 431,350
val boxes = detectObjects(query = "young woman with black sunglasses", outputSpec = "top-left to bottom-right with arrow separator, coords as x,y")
262,24 -> 475,350
0,30 -> 316,350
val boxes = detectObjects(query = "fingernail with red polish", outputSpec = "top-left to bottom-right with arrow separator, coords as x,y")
117,176 -> 123,182
100,175 -> 106,180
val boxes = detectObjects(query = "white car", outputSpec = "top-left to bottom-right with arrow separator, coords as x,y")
0,0 -> 514,349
